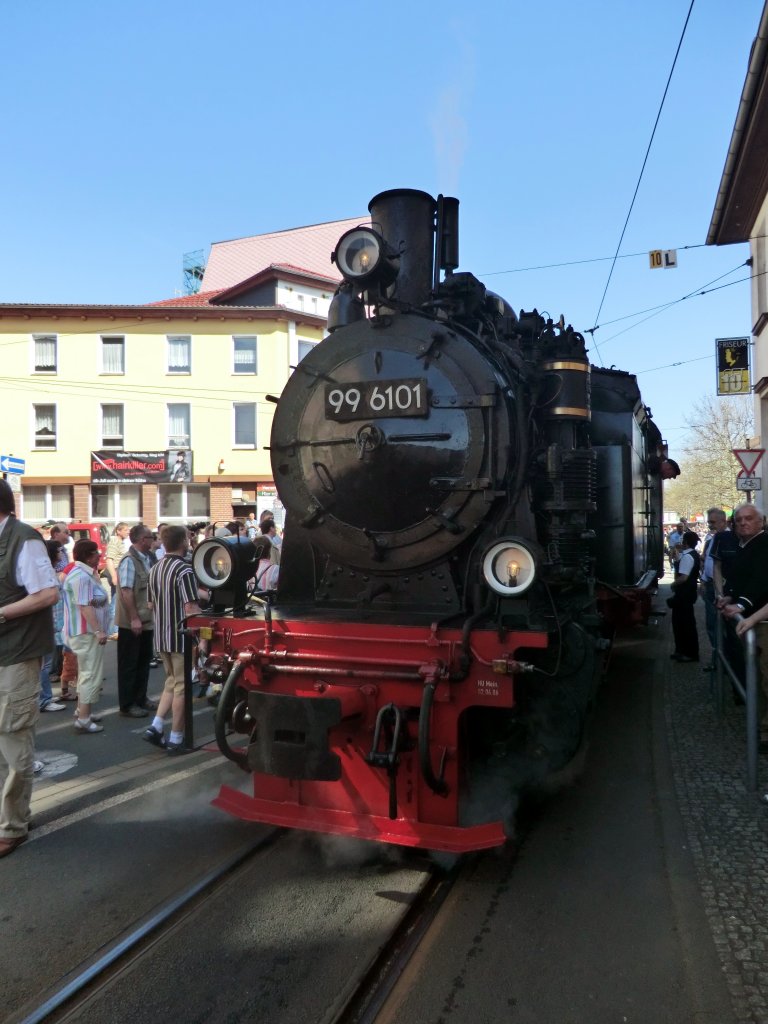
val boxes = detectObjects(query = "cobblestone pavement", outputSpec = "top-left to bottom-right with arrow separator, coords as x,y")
662,583 -> 768,1024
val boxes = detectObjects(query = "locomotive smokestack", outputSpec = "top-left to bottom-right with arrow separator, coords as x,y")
368,189 -> 436,308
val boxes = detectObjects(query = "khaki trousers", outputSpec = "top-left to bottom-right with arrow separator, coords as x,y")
67,633 -> 104,705
0,659 -> 40,840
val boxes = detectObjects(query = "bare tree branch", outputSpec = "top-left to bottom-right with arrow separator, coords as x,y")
664,394 -> 754,518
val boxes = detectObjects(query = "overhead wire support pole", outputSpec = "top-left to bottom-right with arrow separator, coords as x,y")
590,0 -> 696,365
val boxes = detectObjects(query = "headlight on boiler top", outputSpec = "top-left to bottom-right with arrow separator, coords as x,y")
334,228 -> 384,280
482,539 -> 536,597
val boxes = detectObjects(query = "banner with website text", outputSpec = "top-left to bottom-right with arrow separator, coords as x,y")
90,450 -> 194,484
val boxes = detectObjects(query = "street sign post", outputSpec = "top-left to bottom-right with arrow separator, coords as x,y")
0,455 -> 25,475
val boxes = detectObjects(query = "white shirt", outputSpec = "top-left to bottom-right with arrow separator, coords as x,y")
0,515 -> 58,594
677,550 -> 695,577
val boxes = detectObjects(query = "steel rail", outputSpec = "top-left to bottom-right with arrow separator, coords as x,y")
10,832 -> 279,1024
332,864 -> 460,1024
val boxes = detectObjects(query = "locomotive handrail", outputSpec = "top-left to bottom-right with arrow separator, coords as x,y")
418,681 -> 448,796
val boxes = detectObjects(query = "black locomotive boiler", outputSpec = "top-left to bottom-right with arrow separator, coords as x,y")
189,188 -> 669,853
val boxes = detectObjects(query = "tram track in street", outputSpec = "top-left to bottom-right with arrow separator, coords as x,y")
7,831 -> 282,1024
6,824 -> 464,1024
330,864 -> 460,1024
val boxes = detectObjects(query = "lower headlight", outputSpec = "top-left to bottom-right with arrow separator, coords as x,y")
482,539 -> 537,597
193,538 -> 255,589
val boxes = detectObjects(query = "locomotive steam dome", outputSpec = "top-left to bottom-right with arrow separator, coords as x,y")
270,311 -> 512,573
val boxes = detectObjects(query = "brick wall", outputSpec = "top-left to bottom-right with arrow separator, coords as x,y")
209,482 -> 234,526
141,484 -> 158,528
72,484 -> 90,522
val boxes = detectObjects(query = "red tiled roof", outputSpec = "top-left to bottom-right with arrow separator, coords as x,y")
150,263 -> 340,308
201,217 -> 368,291
149,289 -> 227,307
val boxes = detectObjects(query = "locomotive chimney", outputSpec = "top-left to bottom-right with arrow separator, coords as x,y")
368,189 -> 436,308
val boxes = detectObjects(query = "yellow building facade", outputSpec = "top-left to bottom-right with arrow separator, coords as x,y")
0,287 -> 327,528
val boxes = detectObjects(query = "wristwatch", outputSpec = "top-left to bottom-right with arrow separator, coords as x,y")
0,610 -> 6,624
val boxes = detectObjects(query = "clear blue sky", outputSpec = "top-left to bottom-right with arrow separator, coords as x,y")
1,0 -> 762,451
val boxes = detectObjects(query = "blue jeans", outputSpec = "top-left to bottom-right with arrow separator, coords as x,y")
39,652 -> 55,709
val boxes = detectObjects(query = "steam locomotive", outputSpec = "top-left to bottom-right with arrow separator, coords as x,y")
189,189 -> 670,854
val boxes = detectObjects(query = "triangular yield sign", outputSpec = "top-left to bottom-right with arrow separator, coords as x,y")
732,449 -> 765,475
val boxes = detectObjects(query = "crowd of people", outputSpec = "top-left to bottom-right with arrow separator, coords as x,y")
0,488 -> 282,858
666,506 -> 768,752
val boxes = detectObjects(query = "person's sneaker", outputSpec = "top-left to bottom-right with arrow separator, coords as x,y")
166,741 -> 191,756
32,760 -> 44,774
148,659 -> 160,668
73,711 -> 103,723
74,718 -> 104,734
143,726 -> 166,749
138,699 -> 158,711
119,707 -> 149,718
41,701 -> 67,712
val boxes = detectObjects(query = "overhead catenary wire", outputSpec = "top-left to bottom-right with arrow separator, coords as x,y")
0,265 -> 758,404
588,261 -> 756,350
480,242 -> 708,277
589,0 -> 696,366
0,374 -> 279,407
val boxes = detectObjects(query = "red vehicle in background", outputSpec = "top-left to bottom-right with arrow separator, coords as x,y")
68,522 -> 109,571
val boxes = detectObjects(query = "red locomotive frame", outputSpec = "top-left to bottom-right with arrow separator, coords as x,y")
193,615 -> 548,854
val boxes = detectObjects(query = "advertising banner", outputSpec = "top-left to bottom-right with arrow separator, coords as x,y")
91,450 -> 193,484
716,337 -> 751,395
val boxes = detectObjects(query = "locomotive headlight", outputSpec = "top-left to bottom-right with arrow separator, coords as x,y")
482,539 -> 536,597
193,537 -> 256,590
333,227 -> 398,288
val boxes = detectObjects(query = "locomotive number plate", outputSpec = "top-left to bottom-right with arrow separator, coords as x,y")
324,378 -> 428,421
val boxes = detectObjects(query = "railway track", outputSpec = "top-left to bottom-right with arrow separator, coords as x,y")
7,831 -> 459,1024
7,832 -> 281,1024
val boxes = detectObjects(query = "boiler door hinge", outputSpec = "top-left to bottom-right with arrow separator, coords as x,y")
429,477 -> 492,491
430,393 -> 496,408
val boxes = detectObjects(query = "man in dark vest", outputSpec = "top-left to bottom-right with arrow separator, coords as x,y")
0,480 -> 58,857
115,524 -> 156,717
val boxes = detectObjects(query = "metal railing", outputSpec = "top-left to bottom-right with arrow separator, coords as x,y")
713,611 -> 759,791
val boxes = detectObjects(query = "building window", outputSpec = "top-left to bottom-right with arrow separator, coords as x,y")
101,404 -> 124,448
158,484 -> 209,521
92,484 -> 141,522
233,403 -> 257,447
298,339 -> 317,363
168,403 -> 190,448
167,335 -> 191,373
33,404 -> 56,449
101,336 -> 125,373
233,336 -> 257,374
22,485 -> 73,522
33,334 -> 57,373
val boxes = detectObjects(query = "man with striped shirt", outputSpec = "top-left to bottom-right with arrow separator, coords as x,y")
144,525 -> 202,755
